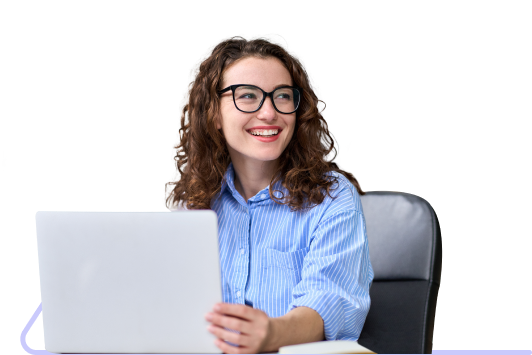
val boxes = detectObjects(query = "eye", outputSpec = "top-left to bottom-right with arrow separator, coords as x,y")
275,92 -> 291,100
234,86 -> 261,101
238,92 -> 258,100
274,89 -> 292,101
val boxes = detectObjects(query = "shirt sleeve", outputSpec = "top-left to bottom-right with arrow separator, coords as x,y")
288,205 -> 374,340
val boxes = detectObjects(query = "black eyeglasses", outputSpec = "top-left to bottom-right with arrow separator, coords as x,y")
218,84 -> 301,114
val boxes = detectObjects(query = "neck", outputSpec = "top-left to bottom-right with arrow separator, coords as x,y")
230,154 -> 278,202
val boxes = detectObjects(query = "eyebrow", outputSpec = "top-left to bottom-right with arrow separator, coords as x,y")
239,84 -> 293,89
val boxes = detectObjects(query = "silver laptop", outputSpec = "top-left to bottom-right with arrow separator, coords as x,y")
36,211 -> 222,354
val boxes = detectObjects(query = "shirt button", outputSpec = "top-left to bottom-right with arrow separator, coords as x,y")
240,249 -> 245,255
236,291 -> 241,297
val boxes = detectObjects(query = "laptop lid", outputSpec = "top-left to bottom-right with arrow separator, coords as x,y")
36,211 -> 222,354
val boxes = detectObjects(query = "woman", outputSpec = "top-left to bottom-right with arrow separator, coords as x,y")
166,37 -> 373,354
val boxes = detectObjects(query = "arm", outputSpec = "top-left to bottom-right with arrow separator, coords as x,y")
288,208 -> 373,340
267,306 -> 324,351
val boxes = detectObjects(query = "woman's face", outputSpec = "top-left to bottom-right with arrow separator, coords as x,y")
217,57 -> 296,168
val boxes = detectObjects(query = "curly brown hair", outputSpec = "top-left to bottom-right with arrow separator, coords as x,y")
166,37 -> 363,211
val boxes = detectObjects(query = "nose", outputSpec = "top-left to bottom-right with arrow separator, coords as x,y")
256,96 -> 277,121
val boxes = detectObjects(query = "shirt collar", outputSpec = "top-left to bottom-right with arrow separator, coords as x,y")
220,163 -> 237,196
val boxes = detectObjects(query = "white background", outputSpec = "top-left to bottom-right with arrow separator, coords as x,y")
318,95 -> 486,350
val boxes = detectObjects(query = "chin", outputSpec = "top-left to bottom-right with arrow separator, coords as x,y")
247,151 -> 283,163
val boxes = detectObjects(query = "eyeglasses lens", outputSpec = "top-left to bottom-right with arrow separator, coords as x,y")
234,86 -> 300,113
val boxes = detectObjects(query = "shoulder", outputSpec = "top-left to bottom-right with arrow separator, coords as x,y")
313,171 -> 363,220
324,171 -> 361,204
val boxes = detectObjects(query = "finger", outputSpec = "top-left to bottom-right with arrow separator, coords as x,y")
214,337 -> 251,354
205,313 -> 251,334
207,324 -> 251,347
213,303 -> 256,321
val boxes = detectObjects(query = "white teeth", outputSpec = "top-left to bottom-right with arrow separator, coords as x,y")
249,129 -> 279,136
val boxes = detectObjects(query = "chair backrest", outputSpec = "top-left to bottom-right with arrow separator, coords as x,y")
358,191 -> 442,354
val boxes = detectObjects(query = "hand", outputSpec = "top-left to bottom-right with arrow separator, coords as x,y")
205,303 -> 271,354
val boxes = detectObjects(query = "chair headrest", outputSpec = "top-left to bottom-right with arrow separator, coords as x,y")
360,191 -> 441,283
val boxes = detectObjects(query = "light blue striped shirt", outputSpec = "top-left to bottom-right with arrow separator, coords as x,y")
211,163 -> 373,340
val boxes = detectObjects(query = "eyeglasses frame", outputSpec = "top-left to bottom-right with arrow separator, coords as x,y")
218,84 -> 302,114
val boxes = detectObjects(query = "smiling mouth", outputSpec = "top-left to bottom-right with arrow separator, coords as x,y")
247,128 -> 281,138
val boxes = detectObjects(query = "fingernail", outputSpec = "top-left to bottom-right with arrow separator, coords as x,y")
214,304 -> 221,311
205,313 -> 213,321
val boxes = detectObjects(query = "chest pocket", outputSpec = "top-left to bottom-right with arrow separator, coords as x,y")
262,247 -> 309,285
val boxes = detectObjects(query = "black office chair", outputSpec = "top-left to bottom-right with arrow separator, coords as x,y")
358,191 -> 442,354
